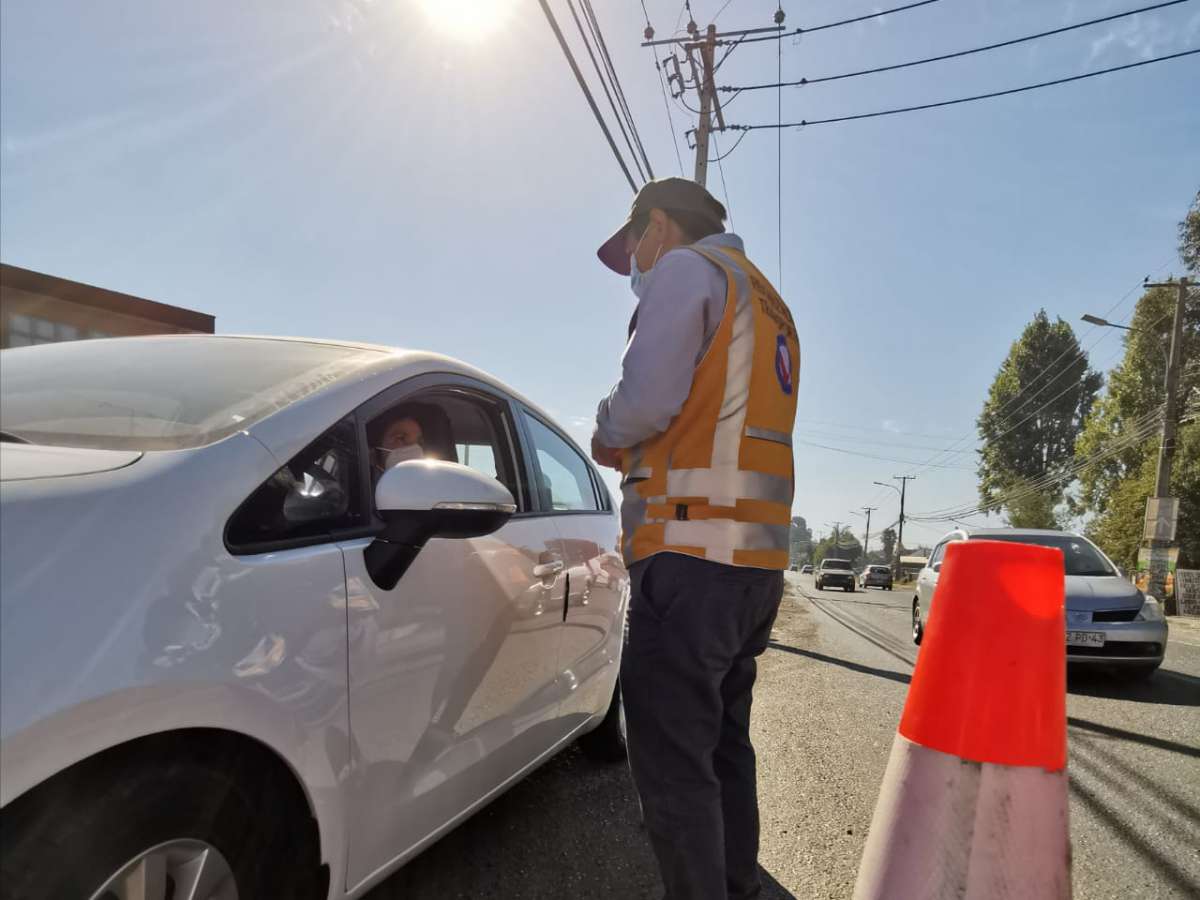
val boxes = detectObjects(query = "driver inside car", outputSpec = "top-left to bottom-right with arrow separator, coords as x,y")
374,413 -> 425,470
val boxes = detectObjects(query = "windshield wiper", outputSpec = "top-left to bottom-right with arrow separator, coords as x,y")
0,430 -> 30,444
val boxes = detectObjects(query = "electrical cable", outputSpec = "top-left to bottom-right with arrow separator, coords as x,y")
776,10 -> 783,292
796,439 -> 977,470
728,49 -> 1200,130
730,0 -> 942,45
654,54 -> 687,176
721,0 -> 1192,92
581,0 -> 655,178
713,0 -> 737,23
713,134 -> 735,231
707,128 -> 749,161
535,0 -> 638,192
564,0 -> 647,182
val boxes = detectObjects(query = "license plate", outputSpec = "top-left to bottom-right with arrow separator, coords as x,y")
1067,631 -> 1105,647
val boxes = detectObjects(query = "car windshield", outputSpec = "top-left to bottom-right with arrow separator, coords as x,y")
869,567 -> 889,574
969,533 -> 1116,577
823,560 -> 851,570
0,337 -> 381,450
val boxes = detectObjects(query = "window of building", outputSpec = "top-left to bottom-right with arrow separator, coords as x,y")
522,412 -> 600,513
5,313 -> 85,348
226,417 -> 365,552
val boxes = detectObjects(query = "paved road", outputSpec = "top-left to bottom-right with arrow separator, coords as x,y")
368,574 -> 1200,899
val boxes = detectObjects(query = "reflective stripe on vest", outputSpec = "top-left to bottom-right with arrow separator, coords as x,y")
619,244 -> 799,570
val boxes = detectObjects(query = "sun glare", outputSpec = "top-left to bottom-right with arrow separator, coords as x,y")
418,0 -> 514,41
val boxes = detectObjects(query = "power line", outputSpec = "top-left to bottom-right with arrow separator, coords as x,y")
564,0 -> 647,182
713,134 -> 735,231
721,0 -> 1192,92
707,128 -> 748,161
730,0 -> 943,45
536,0 -> 638,192
796,439 -> 976,470
581,0 -> 655,178
654,54 -> 686,175
728,49 -> 1200,130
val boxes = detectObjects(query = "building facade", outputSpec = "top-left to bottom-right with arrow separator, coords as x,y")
1,264 -> 213,348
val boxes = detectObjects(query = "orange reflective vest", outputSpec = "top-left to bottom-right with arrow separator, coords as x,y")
619,244 -> 799,570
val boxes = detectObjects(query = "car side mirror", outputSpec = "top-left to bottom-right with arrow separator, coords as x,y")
365,460 -> 516,590
931,562 -> 943,574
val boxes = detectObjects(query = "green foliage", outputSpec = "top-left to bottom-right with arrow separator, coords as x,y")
880,527 -> 897,563
813,530 -> 863,566
1002,478 -> 1063,529
1181,188 -> 1199,275
977,311 -> 1102,516
1086,423 -> 1200,570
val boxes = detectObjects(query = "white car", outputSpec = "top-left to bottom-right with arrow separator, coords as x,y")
912,528 -> 1167,680
0,335 -> 629,900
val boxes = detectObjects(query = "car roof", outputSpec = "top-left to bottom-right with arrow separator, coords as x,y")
962,527 -> 1083,539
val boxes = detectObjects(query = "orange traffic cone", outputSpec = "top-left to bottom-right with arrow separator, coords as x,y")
853,539 -> 1071,900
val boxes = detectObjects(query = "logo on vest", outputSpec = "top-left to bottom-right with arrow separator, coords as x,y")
774,334 -> 793,395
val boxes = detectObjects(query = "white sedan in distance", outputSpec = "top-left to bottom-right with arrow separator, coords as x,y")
0,335 -> 629,900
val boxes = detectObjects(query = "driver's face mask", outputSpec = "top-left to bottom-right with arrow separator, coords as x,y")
377,443 -> 424,469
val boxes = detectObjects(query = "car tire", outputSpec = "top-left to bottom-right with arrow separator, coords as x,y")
579,677 -> 627,763
815,579 -> 822,590
0,746 -> 322,900
912,599 -> 924,646
846,585 -> 854,593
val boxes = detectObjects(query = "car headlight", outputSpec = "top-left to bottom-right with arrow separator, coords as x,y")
1135,595 -> 1165,622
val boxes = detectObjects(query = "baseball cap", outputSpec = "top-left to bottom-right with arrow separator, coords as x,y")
596,177 -> 727,275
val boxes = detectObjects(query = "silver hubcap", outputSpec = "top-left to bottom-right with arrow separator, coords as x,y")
90,839 -> 238,900
912,603 -> 921,637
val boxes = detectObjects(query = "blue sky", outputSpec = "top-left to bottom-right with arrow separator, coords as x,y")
2,0 -> 1198,550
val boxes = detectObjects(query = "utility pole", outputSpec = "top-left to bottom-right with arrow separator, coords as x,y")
643,15 -> 781,188
1142,277 -> 1193,612
861,507 -> 878,562
894,475 -> 916,571
688,24 -> 723,187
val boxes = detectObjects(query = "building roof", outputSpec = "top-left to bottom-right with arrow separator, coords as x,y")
1,263 -> 214,333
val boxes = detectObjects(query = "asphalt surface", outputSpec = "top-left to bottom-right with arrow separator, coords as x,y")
367,574 -> 1200,899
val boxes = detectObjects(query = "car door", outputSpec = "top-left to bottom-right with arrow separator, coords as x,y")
917,536 -> 960,627
338,377 -> 570,890
517,408 -> 628,730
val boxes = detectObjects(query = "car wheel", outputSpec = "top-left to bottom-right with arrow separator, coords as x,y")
912,599 -> 923,646
579,677 -> 627,763
0,750 -> 321,900
846,585 -> 854,593
815,579 -> 822,590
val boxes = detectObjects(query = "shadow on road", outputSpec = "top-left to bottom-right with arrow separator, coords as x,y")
366,745 -> 798,899
1067,667 -> 1200,707
767,642 -> 911,686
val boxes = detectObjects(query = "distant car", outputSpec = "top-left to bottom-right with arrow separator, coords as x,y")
816,558 -> 855,592
912,528 -> 1167,680
859,565 -> 893,590
0,335 -> 630,899
801,564 -> 813,575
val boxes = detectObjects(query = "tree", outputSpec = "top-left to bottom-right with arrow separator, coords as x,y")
1003,478 -> 1062,529
1180,188 -> 1199,275
880,527 -> 897,564
1074,284 -> 1200,516
977,311 -> 1102,518
813,530 -> 863,566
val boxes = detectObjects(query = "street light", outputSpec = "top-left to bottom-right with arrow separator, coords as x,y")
1080,313 -> 1130,330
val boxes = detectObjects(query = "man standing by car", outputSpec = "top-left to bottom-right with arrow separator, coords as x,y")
591,178 -> 799,900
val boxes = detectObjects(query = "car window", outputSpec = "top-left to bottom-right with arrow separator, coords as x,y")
367,389 -> 526,512
822,559 -> 851,570
227,417 -> 364,552
929,541 -> 948,566
968,533 -> 1115,577
522,412 -> 599,512
0,336 -> 379,451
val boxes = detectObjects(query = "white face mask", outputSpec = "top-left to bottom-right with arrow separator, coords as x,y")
379,443 -> 424,468
629,225 -> 663,299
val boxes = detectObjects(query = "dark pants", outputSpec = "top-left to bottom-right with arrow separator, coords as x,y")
621,553 -> 784,900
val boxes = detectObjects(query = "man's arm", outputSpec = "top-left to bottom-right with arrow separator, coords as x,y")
594,250 -> 715,451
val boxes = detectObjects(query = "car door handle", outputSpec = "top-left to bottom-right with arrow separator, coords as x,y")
533,560 -> 564,578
